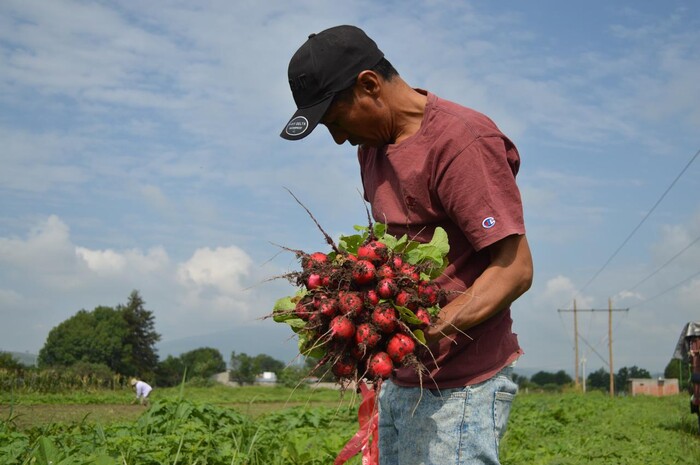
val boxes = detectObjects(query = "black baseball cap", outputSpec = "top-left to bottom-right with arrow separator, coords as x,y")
280,25 -> 384,140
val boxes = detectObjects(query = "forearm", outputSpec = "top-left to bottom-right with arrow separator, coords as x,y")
425,234 -> 533,342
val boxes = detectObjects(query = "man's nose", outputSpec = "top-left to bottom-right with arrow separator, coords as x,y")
326,126 -> 348,145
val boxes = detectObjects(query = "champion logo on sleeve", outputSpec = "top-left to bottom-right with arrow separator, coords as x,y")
482,216 -> 496,229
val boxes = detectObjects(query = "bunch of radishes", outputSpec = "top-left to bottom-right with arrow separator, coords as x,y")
273,223 -> 449,384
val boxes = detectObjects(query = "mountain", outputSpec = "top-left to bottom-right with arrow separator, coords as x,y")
156,323 -> 301,367
5,351 -> 38,366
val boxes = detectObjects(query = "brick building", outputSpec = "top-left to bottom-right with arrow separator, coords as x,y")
628,378 -> 679,397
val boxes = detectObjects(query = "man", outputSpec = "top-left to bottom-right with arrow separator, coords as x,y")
130,378 -> 153,406
280,25 -> 533,465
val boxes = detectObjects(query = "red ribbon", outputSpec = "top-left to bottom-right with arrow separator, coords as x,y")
334,380 -> 381,465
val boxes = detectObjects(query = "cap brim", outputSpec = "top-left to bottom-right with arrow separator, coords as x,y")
280,95 -> 333,140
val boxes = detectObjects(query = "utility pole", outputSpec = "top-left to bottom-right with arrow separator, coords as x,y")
557,299 -> 580,386
573,299 -> 579,387
558,299 -> 629,396
608,297 -> 616,398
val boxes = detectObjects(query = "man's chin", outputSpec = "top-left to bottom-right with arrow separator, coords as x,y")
356,141 -> 381,149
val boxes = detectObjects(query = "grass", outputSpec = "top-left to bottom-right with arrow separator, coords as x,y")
1,384 -> 351,429
501,391 -> 700,465
2,385 -> 699,464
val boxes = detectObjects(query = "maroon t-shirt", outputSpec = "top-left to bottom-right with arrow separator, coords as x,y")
358,91 -> 525,388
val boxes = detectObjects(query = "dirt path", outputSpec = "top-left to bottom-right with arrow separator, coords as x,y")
0,399 -> 344,430
1,404 -> 145,429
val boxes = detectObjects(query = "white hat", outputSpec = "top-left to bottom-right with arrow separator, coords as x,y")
130,378 -> 138,386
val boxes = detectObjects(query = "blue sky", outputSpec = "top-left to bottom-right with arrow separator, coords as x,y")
1,0 -> 698,376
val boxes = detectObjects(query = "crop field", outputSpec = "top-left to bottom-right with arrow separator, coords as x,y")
1,385 -> 699,464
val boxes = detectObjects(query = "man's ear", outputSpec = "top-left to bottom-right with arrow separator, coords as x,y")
356,70 -> 381,97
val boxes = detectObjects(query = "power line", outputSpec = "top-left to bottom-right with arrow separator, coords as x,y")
578,333 -> 609,367
575,147 -> 700,297
626,232 -> 700,292
557,300 -> 629,395
629,269 -> 700,309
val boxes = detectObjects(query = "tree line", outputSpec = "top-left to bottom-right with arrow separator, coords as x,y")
2,290 -> 693,393
0,290 -> 311,391
513,363 -> 698,394
514,366 -> 653,392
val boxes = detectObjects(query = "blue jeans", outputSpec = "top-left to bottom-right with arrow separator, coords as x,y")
377,365 -> 517,465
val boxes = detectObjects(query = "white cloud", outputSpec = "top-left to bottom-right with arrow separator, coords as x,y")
177,246 -> 253,295
75,245 -> 169,276
0,215 -> 278,353
76,247 -> 127,273
538,275 -> 595,310
615,290 -> 644,301
0,215 -> 75,273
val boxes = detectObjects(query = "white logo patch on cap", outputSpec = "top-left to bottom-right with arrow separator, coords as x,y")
482,216 -> 496,229
285,116 -> 309,137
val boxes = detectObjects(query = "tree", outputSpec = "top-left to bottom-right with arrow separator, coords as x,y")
229,352 -> 286,385
616,365 -> 651,393
179,347 -> 226,379
665,357 -> 692,391
38,306 -> 129,370
531,370 -> 572,386
587,367 -> 610,391
278,365 -> 310,388
0,352 -> 25,370
118,290 -> 161,378
230,352 -> 256,385
155,355 -> 186,387
37,291 -> 161,377
252,354 -> 285,375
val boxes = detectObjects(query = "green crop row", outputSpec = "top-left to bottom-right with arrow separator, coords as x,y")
1,368 -> 129,394
1,397 -> 360,465
1,388 -> 698,464
501,391 -> 700,465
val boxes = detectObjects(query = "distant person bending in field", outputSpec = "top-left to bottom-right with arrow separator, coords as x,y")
130,378 -> 153,406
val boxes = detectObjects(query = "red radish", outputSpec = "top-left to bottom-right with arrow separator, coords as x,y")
365,289 -> 380,306
376,264 -> 395,280
414,308 -> 431,328
376,278 -> 398,299
395,289 -> 416,309
312,292 -> 329,308
418,281 -> 439,306
306,273 -> 322,290
399,263 -> 420,282
338,291 -> 364,316
308,311 -> 324,328
350,344 -> 368,360
294,300 -> 313,321
302,252 -> 328,269
318,298 -> 338,318
368,351 -> 393,379
329,315 -> 355,340
387,333 -> 416,363
354,322 -> 382,349
357,241 -> 389,265
372,304 -> 398,333
352,260 -> 376,285
332,356 -> 355,377
274,219 -> 451,385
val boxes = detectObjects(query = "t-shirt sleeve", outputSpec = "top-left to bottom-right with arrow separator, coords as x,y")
436,135 -> 525,251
